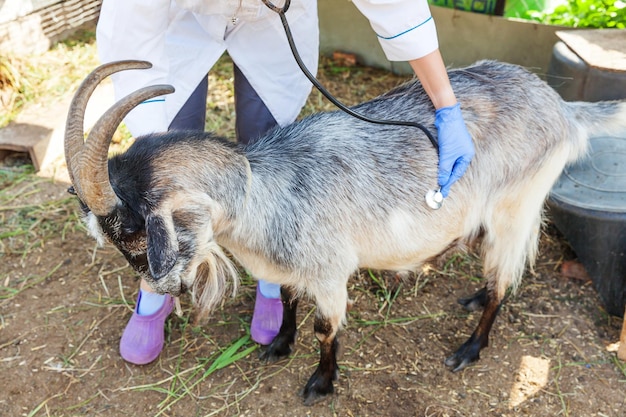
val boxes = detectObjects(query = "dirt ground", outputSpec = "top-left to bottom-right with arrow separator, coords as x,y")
1,55 -> 626,417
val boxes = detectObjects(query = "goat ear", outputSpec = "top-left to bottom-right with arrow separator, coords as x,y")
145,214 -> 179,280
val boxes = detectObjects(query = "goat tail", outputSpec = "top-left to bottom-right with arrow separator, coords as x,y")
191,241 -> 240,321
564,100 -> 626,162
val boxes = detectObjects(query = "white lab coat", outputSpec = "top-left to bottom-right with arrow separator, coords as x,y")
96,0 -> 438,138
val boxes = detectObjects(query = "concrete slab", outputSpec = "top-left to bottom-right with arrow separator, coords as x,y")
556,29 -> 626,72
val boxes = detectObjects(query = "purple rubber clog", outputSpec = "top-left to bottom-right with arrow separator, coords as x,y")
119,292 -> 174,365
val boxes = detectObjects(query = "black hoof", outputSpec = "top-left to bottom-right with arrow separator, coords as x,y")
445,338 -> 482,372
458,287 -> 488,312
300,368 -> 336,405
259,332 -> 295,363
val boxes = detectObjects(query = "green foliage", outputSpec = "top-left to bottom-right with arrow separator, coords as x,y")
504,0 -> 548,18
523,0 -> 626,28
429,0 -> 625,27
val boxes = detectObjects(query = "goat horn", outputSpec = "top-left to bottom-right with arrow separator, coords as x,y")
64,60 -> 152,204
78,84 -> 175,216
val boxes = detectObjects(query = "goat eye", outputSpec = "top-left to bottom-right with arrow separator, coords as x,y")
120,217 -> 145,236
78,200 -> 90,215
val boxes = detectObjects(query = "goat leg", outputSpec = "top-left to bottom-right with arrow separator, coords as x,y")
445,288 -> 501,372
301,314 -> 339,405
260,286 -> 299,362
457,286 -> 488,312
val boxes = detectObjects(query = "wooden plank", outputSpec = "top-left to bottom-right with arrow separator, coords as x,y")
0,123 -> 52,171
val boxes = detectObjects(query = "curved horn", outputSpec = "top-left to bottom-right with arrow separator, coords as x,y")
78,84 -> 175,216
64,60 -> 152,200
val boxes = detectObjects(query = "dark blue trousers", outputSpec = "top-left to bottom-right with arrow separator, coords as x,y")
168,63 -> 278,145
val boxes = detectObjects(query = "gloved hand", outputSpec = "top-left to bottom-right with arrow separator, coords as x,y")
434,103 -> 474,197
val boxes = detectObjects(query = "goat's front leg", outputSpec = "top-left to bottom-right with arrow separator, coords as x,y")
301,313 -> 340,405
260,286 -> 299,362
445,286 -> 502,372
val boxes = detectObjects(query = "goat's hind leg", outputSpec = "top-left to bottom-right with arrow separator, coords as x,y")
260,286 -> 299,362
458,286 -> 488,312
445,286 -> 502,372
447,188 -> 544,372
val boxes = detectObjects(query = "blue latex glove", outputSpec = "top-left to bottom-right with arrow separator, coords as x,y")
434,103 -> 475,197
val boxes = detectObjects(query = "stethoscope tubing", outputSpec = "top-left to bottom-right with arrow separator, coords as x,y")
261,0 -> 439,149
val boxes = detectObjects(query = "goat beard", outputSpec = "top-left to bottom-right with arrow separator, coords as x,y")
190,241 -> 240,323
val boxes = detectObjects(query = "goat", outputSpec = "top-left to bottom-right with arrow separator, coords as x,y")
65,59 -> 626,405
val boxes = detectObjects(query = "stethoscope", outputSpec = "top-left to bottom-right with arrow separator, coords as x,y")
261,0 -> 445,209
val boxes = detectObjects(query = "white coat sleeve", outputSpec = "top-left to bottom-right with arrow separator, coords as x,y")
96,0 -> 171,136
350,0 -> 439,62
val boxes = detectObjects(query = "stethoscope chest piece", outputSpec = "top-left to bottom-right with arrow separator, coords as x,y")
425,188 -> 444,210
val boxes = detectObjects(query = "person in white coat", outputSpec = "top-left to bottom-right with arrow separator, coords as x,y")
96,0 -> 474,365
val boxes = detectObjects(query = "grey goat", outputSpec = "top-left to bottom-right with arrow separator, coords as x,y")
65,60 -> 626,404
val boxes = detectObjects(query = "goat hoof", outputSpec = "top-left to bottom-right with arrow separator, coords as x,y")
300,370 -> 335,405
457,287 -> 488,312
445,340 -> 482,372
445,354 -> 476,372
259,335 -> 294,363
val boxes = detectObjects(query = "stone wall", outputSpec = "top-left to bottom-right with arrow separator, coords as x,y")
0,0 -> 101,55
